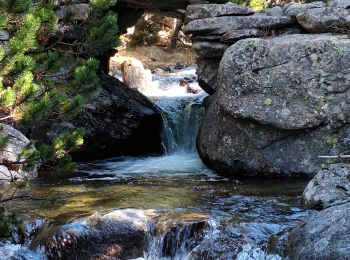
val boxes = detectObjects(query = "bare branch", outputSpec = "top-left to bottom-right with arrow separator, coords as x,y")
318,155 -> 350,159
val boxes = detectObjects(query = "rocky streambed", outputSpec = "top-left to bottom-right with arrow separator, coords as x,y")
0,67 -> 315,260
0,172 -> 313,259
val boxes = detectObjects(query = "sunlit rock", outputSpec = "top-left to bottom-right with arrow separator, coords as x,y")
120,57 -> 152,93
0,124 -> 40,183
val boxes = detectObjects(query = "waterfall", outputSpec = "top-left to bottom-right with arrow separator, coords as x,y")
154,93 -> 206,155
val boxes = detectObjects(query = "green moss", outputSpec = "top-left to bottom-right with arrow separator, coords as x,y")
264,98 -> 272,105
324,134 -> 339,149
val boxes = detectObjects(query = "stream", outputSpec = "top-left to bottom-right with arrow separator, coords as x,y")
0,67 -> 314,260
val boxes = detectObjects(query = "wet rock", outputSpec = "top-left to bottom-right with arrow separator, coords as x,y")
186,84 -> 203,94
185,2 -> 254,23
297,7 -> 350,33
197,34 -> 350,177
0,124 -> 40,183
72,74 -> 163,161
147,212 -> 211,258
303,164 -> 350,209
29,209 -> 214,259
283,1 -> 324,20
34,209 -> 156,259
196,58 -> 220,94
289,202 -> 350,260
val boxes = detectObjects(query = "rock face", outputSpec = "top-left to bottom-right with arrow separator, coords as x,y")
185,2 -> 254,23
196,58 -> 221,94
72,74 -> 163,161
0,124 -> 40,183
303,164 -> 350,209
184,3 -> 297,94
289,202 -> 350,260
197,34 -> 350,177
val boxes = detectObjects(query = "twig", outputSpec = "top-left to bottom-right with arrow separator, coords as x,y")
318,155 -> 350,159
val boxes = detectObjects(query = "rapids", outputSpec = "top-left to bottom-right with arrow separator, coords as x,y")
0,67 -> 314,260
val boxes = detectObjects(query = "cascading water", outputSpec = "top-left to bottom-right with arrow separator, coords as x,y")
155,94 -> 205,155
0,67 -> 314,260
74,67 -> 212,180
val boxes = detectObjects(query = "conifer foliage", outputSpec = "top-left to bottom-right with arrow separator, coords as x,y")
0,0 -> 119,181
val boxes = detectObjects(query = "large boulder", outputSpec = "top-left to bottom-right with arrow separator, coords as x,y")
184,4 -> 295,95
303,164 -> 350,209
185,14 -> 293,37
297,7 -> 350,33
289,202 -> 350,260
72,74 -> 163,160
0,124 -> 40,184
185,2 -> 254,23
197,34 -> 350,177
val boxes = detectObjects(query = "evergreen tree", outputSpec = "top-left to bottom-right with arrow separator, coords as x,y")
0,0 -> 119,192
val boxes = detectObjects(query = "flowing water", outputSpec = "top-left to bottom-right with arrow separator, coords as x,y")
0,67 -> 314,260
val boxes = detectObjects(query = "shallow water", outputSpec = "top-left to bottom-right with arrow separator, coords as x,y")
1,165 -> 311,259
0,67 -> 314,259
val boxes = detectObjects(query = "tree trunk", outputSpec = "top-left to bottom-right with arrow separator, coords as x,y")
169,19 -> 183,50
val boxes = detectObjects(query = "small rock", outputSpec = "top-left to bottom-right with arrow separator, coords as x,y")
303,164 -> 350,209
0,124 -> 40,184
220,29 -> 263,43
55,4 -> 90,21
186,84 -> 202,94
192,41 -> 230,58
261,6 -> 284,17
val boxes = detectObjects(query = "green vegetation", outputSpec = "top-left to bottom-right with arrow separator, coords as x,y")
0,0 -> 119,232
231,0 -> 268,11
